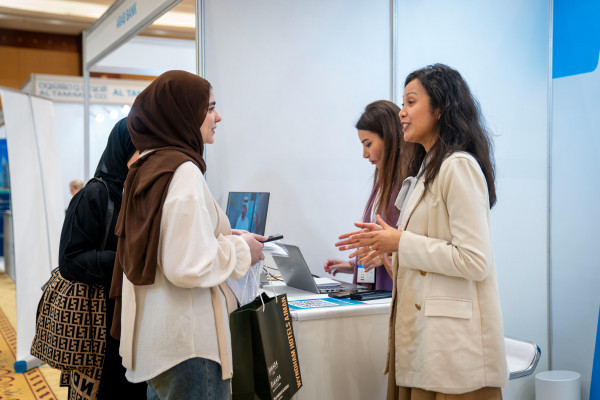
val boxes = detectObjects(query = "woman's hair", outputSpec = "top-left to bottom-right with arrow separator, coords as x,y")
356,100 -> 413,216
404,64 -> 496,207
69,179 -> 84,190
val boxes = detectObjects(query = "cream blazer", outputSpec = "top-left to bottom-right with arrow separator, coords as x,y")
385,152 -> 508,394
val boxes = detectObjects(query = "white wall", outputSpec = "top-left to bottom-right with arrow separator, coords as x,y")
203,2 -> 551,397
395,1 -> 550,398
92,36 -> 195,76
551,40 -> 600,400
204,0 -> 391,280
53,103 -> 84,207
0,89 -> 63,366
54,103 -> 130,208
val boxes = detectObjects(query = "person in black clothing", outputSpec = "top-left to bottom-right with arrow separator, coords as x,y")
58,117 -> 145,399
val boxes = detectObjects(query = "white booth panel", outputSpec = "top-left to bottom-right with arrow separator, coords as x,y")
89,104 -> 132,177
395,1 -> 549,398
92,35 -> 195,76
29,96 -> 63,265
54,103 -> 85,207
551,64 -> 600,400
204,0 -> 391,281
54,103 -> 131,209
550,4 -> 600,397
0,89 -> 62,364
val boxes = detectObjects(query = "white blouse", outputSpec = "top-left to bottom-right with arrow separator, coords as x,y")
119,161 -> 251,383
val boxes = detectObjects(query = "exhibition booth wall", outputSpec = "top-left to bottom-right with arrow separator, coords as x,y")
2,0 -> 599,398
391,1 -> 550,398
0,88 -> 63,371
201,0 -> 599,398
551,0 -> 600,398
203,0 -> 390,283
201,2 -> 552,399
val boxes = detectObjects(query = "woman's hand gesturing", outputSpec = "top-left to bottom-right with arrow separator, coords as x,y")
335,215 -> 401,266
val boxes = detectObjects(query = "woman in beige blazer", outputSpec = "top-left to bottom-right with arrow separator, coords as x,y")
337,64 -> 508,400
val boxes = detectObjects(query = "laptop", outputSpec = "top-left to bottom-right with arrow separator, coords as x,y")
225,192 -> 270,235
271,244 -> 367,294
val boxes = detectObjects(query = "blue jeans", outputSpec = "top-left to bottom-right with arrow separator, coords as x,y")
146,357 -> 231,400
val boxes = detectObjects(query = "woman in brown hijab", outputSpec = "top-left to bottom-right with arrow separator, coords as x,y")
110,70 -> 266,400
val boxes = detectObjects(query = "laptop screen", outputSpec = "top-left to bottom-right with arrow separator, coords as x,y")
271,244 -> 320,293
225,192 -> 270,235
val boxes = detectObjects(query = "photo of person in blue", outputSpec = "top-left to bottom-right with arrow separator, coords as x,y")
225,192 -> 270,235
235,196 -> 251,231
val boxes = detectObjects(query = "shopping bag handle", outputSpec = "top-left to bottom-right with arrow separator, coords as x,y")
242,260 -> 271,310
261,273 -> 279,311
242,260 -> 281,312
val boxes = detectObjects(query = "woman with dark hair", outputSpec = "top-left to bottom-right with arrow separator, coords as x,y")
324,100 -> 414,290
337,64 -> 508,399
110,70 -> 266,400
59,117 -> 145,399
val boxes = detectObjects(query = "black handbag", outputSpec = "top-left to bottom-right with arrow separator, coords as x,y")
230,292 -> 303,400
30,178 -> 113,374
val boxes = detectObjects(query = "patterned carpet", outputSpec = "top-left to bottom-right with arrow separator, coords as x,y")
0,271 -> 67,400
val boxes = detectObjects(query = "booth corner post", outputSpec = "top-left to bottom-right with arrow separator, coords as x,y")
83,30 -> 91,182
390,0 -> 398,103
195,0 -> 205,78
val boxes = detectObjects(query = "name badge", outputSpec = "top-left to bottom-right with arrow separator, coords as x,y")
356,265 -> 375,283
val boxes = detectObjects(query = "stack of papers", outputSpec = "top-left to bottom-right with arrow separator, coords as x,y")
314,277 -> 341,287
262,242 -> 288,256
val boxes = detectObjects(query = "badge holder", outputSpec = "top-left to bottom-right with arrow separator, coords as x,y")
356,264 -> 375,283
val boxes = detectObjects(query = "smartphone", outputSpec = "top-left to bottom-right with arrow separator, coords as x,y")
328,289 -> 361,299
349,290 -> 392,301
262,234 -> 284,243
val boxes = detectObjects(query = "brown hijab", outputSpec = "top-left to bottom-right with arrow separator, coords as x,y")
110,70 -> 212,339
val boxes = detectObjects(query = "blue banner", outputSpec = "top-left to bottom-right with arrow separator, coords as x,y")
553,0 -> 600,78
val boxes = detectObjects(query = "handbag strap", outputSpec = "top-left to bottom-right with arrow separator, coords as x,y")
87,178 -> 113,371
52,178 -> 114,284
91,177 -> 114,251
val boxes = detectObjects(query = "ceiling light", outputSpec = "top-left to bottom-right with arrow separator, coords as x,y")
0,0 -> 108,19
154,11 -> 195,29
0,0 -> 194,28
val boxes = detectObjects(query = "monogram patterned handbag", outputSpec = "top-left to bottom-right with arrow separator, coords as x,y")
30,267 -> 107,371
30,178 -> 113,375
